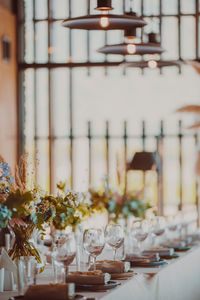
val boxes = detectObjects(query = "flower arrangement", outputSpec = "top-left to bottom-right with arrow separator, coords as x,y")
0,155 -> 90,263
89,188 -> 151,222
55,182 -> 90,231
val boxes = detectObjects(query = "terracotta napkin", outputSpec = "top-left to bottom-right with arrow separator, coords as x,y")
125,253 -> 160,263
142,247 -> 174,257
89,260 -> 130,274
24,283 -> 75,300
161,241 -> 186,248
66,270 -> 110,285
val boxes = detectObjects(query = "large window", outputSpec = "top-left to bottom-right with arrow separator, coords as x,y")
18,0 -> 200,213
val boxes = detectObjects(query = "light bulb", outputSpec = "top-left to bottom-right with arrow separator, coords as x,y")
127,44 -> 136,54
148,59 -> 158,69
99,16 -> 110,28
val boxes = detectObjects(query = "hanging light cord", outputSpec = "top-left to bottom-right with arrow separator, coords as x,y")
130,0 -> 134,12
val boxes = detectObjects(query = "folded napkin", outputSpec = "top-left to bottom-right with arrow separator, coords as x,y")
0,268 -> 4,292
142,247 -> 174,257
24,284 -> 75,300
175,237 -> 192,244
125,253 -> 160,263
89,260 -> 130,274
161,241 -> 186,249
0,248 -> 17,284
66,270 -> 110,285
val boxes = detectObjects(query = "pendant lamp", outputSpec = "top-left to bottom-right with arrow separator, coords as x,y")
98,32 -> 164,55
62,0 -> 146,30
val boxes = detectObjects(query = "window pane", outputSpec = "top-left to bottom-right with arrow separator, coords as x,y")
74,138 -> 89,191
90,31 -> 106,62
54,139 -> 71,185
35,0 -> 48,19
35,21 -> 48,63
36,140 -> 50,191
25,0 -> 33,21
181,16 -> 196,59
72,30 -> 87,62
51,69 -> 70,136
162,0 -> 178,15
24,69 -> 35,139
50,0 -> 68,19
181,0 -> 196,14
24,21 -> 34,63
162,17 -> 179,59
36,69 -> 49,137
71,0 -> 87,17
50,21 -> 69,62
144,0 -> 160,16
125,0 -> 142,14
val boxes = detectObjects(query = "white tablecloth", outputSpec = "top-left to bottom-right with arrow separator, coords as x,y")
1,245 -> 200,300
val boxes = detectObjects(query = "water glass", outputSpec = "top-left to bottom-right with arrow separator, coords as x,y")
152,216 -> 166,245
83,228 -> 105,270
105,224 -> 124,260
52,231 -> 76,278
131,219 -> 148,254
17,256 -> 37,296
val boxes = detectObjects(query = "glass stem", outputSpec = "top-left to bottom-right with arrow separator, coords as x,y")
93,256 -> 96,270
114,248 -> 117,261
138,241 -> 141,255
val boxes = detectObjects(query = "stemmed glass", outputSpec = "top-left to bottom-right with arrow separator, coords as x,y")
83,228 -> 105,270
105,224 -> 124,260
52,231 -> 76,280
152,216 -> 166,246
167,216 -> 178,240
131,219 -> 148,254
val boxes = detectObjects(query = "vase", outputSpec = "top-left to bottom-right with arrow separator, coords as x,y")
8,224 -> 43,268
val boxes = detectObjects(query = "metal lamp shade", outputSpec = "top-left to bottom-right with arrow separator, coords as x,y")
127,152 -> 161,172
62,14 -> 146,30
95,0 -> 113,10
121,60 -> 182,68
98,43 -> 164,55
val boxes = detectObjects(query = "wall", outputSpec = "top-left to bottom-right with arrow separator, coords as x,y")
0,4 -> 17,171
0,0 -> 13,12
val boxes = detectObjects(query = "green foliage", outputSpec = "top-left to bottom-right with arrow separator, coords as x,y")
90,188 -> 151,222
5,190 -> 34,218
0,204 -> 12,228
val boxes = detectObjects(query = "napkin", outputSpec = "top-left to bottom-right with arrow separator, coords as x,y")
0,268 -> 4,292
142,247 -> 174,257
89,260 -> 130,274
4,269 -> 15,291
24,283 -> 75,300
0,248 -> 17,283
161,241 -> 186,249
125,253 -> 160,263
66,270 -> 111,285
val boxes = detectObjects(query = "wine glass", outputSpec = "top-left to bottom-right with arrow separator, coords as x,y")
52,231 -> 76,280
83,228 -> 105,270
167,216 -> 178,240
152,216 -> 166,246
131,219 -> 148,254
105,224 -> 124,260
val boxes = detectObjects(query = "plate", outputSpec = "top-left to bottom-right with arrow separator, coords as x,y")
174,246 -> 190,252
9,295 -> 87,300
131,260 -> 167,267
111,270 -> 135,280
76,281 -> 119,292
162,253 -> 179,259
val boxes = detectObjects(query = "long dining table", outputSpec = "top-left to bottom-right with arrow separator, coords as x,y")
2,244 -> 200,300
